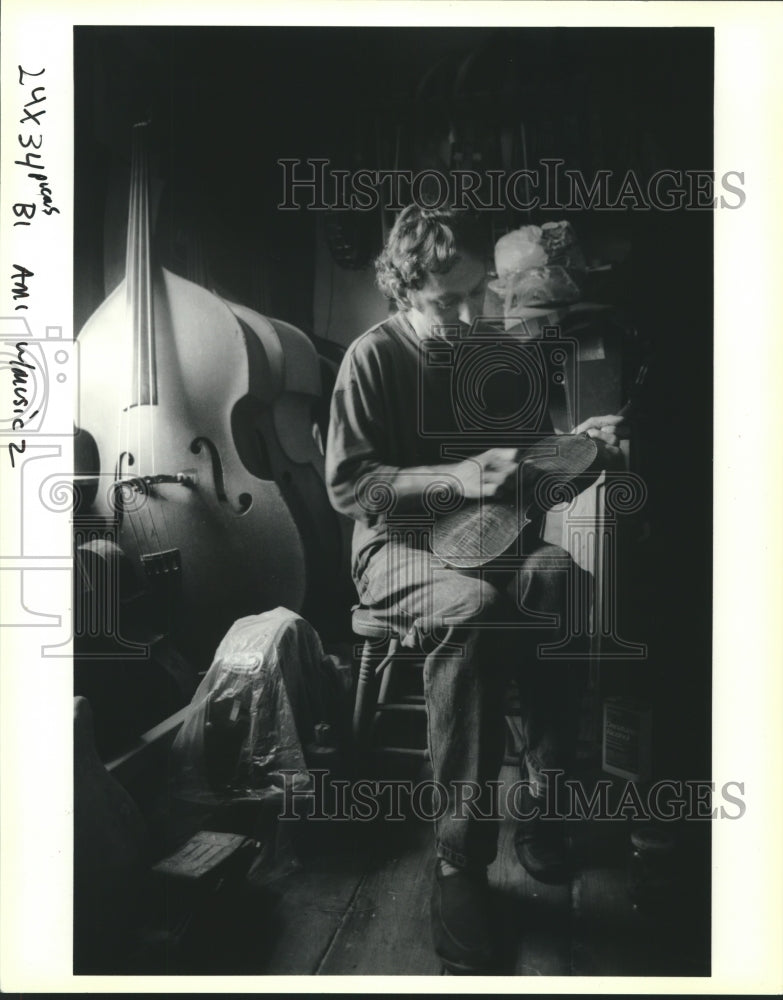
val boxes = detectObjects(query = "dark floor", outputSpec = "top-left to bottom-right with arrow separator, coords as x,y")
132,761 -> 711,978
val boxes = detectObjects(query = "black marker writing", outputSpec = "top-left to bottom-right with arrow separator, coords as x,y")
6,342 -> 37,468
13,66 -> 59,224
10,265 -> 33,310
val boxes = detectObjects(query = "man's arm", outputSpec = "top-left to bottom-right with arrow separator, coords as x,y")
325,365 -> 518,524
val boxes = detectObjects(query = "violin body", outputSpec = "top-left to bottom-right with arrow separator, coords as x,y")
431,433 -> 603,569
78,265 -> 309,661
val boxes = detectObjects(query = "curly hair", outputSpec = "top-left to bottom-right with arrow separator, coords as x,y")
375,206 -> 488,306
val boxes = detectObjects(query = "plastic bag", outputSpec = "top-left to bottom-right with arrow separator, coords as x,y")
492,225 -> 548,280
489,221 -> 587,322
539,220 -> 587,271
502,264 -> 583,312
169,608 -> 345,807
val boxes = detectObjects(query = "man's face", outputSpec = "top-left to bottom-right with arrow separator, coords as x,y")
405,252 -> 487,336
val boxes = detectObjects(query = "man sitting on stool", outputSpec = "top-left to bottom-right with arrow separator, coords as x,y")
325,206 -> 627,974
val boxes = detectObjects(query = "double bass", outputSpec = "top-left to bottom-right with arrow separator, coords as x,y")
76,122 -> 319,666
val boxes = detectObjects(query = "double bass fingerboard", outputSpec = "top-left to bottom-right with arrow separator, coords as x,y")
127,122 -> 157,408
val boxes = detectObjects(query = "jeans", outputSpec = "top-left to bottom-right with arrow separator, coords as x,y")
356,531 -> 591,869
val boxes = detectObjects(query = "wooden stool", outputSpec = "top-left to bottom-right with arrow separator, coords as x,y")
351,608 -> 548,769
351,607 -> 428,761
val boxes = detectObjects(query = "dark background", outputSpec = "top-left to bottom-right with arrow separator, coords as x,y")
74,26 -> 713,783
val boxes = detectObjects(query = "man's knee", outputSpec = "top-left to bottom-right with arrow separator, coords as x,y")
522,543 -> 573,586
523,542 -> 572,572
514,544 -> 589,618
443,574 -> 508,626
402,572 -> 509,652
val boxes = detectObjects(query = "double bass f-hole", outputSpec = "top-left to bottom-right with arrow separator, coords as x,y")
112,441 -> 249,518
190,436 -> 252,514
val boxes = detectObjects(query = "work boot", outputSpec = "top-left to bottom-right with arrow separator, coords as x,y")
430,860 -> 495,974
513,778 -> 570,884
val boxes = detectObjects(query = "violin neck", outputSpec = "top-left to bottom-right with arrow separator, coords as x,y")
126,122 -> 157,406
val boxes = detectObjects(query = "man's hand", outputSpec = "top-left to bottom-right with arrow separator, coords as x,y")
572,414 -> 630,451
457,447 -> 520,500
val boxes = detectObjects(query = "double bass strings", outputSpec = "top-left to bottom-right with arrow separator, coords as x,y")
119,122 -> 172,561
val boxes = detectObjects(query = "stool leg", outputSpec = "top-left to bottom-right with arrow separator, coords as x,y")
353,639 -> 383,751
376,637 -> 400,706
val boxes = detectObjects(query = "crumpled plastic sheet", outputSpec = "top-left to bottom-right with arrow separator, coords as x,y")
501,264 -> 583,312
169,607 -> 343,807
488,221 -> 587,321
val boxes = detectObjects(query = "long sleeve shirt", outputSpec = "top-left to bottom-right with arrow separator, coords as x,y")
325,310 -> 555,582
